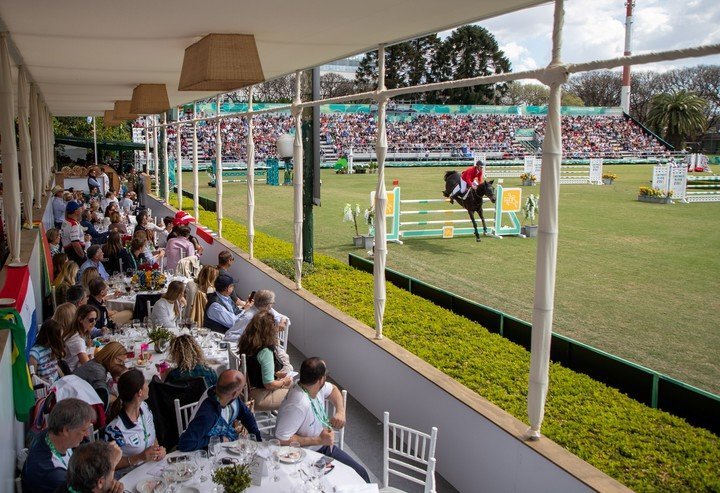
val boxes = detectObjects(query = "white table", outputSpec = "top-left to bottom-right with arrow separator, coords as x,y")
120,447 -> 372,492
105,276 -> 193,312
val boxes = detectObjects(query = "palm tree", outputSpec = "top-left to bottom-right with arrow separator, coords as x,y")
646,90 -> 708,149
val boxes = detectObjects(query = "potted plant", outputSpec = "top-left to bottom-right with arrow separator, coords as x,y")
212,463 -> 253,493
343,203 -> 363,246
354,163 -> 368,174
361,205 -> 375,249
148,327 -> 173,353
519,173 -> 537,186
368,161 -> 378,174
522,194 -> 539,237
638,186 -> 673,204
602,173 -> 617,185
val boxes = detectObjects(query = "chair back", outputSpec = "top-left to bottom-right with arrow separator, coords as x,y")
277,320 -> 289,352
228,347 -> 239,371
239,353 -> 249,402
147,375 -> 206,449
382,411 -> 438,493
174,398 -> 200,437
88,424 -> 101,442
183,280 -> 198,319
324,389 -> 348,450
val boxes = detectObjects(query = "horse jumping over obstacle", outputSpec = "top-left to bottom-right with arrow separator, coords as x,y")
443,171 -> 496,242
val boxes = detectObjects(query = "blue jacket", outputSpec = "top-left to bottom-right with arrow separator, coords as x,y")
177,387 -> 261,451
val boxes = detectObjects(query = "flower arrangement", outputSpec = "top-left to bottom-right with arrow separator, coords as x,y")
212,463 -> 253,493
523,194 -> 539,226
602,173 -> 618,181
147,327 -> 173,344
639,186 -> 673,198
131,262 -> 167,290
343,203 -> 361,236
364,205 -> 375,235
519,173 -> 537,183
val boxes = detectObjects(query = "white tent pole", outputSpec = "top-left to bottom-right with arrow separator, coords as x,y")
48,108 -> 55,186
527,0 -> 567,440
247,87 -> 255,259
176,106 -> 183,211
192,102 -> 199,221
153,115 -> 160,195
162,113 -> 169,203
216,94 -> 223,237
29,85 -> 42,208
93,117 -> 98,166
17,66 -> 34,227
373,45 -> 388,340
0,34 -> 22,261
292,71 -> 304,289
144,117 -> 150,174
36,99 -> 47,195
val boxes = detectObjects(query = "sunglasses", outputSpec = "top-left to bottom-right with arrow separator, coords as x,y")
87,317 -> 97,323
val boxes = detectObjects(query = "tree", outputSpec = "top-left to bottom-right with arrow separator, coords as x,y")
429,26 -> 511,104
646,90 -> 708,149
564,70 -> 622,107
502,83 -> 584,106
53,117 -> 131,142
320,73 -> 355,99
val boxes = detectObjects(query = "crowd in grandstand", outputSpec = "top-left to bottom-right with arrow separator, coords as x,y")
141,111 -> 668,163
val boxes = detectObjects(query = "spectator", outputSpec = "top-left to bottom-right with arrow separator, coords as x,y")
54,262 -> 79,306
168,211 -> 203,255
237,312 -> 292,411
48,228 -> 62,256
100,190 -> 118,212
104,369 -> 167,470
107,211 -> 127,235
190,265 -> 218,326
204,274 -> 244,334
29,319 -> 66,383
53,302 -> 78,335
73,341 -> 128,406
81,209 -> 104,243
66,285 -> 89,307
61,201 -> 87,266
63,304 -> 99,372
275,357 -> 370,483
165,225 -> 196,272
60,440 -> 124,493
128,237 -> 148,271
86,278 -> 116,336
52,252 -> 69,281
156,216 -> 174,248
21,398 -> 96,493
102,231 -> 132,275
52,186 -> 67,229
224,289 -> 289,343
119,192 -> 133,212
217,250 -> 241,305
150,281 -> 186,328
177,370 -> 261,452
88,167 -> 101,192
79,245 -> 110,282
164,334 -> 218,388
80,267 -> 101,292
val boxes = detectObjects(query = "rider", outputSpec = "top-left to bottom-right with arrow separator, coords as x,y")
449,160 -> 484,204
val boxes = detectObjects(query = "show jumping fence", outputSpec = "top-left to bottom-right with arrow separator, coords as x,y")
483,156 -> 603,185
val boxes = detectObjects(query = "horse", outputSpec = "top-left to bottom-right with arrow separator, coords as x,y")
442,171 -> 496,242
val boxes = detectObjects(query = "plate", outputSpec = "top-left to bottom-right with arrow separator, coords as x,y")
276,447 -> 306,464
225,445 -> 244,456
135,478 -> 167,493
135,360 -> 151,368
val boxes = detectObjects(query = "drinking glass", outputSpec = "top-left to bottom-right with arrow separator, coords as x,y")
289,441 -> 301,477
208,436 -> 222,467
162,465 -> 178,493
267,438 -> 281,482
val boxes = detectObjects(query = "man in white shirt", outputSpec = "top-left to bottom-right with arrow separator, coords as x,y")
275,357 -> 370,483
52,186 -> 66,229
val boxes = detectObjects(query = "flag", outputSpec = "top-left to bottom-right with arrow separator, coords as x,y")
0,308 -> 35,422
0,264 -> 38,356
195,226 -> 214,245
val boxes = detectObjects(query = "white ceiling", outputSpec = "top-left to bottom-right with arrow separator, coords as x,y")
0,0 -> 547,116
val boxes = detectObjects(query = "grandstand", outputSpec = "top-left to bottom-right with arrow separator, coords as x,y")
135,104 -> 671,168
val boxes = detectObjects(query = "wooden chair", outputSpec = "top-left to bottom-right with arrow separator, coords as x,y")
381,411 -> 438,493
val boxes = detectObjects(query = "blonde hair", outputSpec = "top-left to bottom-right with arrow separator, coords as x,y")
197,265 -> 218,294
93,341 -> 127,370
80,267 -> 100,290
52,302 -> 77,334
168,335 -> 207,373
55,262 -> 79,287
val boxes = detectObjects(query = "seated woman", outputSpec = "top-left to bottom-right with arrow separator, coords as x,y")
108,211 -> 127,235
104,369 -> 167,470
165,226 -> 196,272
63,304 -> 100,373
53,302 -> 77,334
80,266 -> 101,292
237,312 -> 293,412
190,265 -> 218,327
102,231 -> 132,275
164,335 -> 218,389
73,341 -> 128,406
104,202 -> 119,219
54,261 -> 79,306
133,229 -> 164,265
29,319 -> 65,383
150,280 -> 185,328
47,228 -> 62,256
128,236 -> 148,272
52,252 -> 68,282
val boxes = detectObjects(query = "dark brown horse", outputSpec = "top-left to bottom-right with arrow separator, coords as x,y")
443,171 -> 496,242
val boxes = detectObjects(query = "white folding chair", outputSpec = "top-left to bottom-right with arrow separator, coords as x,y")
174,398 -> 200,437
382,411 -> 438,493
325,389 -> 348,450
277,319 -> 289,352
88,424 -> 101,443
228,346 -> 240,371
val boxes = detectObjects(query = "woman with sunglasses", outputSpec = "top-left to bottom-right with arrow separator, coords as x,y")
62,304 -> 100,372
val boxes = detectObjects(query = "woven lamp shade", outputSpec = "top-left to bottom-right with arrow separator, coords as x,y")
130,84 -> 170,114
178,33 -> 264,91
103,110 -> 121,127
114,100 -> 138,120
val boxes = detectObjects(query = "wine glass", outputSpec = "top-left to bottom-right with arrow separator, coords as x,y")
208,436 -> 222,467
289,441 -> 301,477
267,438 -> 281,482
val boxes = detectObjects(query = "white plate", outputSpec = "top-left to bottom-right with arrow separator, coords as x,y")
276,447 -> 306,464
135,478 -> 166,493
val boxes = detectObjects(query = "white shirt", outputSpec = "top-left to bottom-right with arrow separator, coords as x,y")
63,333 -> 87,372
224,307 -> 290,343
275,382 -> 333,451
104,402 -> 157,457
150,298 -> 180,328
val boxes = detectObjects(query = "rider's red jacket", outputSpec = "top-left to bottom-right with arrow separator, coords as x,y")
461,166 -> 483,186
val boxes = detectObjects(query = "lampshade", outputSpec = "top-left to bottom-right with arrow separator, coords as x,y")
103,110 -> 121,127
178,33 -> 264,91
113,100 -> 138,120
130,84 -> 170,114
276,133 -> 294,159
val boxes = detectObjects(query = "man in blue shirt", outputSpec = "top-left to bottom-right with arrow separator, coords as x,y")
205,274 -> 245,333
22,398 -> 96,493
177,370 -> 261,451
78,245 -> 109,281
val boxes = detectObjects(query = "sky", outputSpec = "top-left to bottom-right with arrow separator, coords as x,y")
475,0 -> 720,74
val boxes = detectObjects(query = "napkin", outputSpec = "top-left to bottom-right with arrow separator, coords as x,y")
334,484 -> 380,493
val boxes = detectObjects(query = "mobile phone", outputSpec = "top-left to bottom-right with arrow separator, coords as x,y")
167,455 -> 189,463
313,456 -> 333,468
221,457 -> 238,465
248,291 -> 256,302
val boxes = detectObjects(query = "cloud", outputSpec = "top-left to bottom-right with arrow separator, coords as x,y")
500,42 -> 540,72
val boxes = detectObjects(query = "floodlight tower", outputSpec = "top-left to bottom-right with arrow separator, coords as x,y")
620,0 -> 635,114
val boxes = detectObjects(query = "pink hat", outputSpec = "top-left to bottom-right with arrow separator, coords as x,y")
173,211 -> 196,226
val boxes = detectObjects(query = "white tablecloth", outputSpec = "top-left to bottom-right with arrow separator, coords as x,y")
119,448 -> 373,493
105,276 -> 193,312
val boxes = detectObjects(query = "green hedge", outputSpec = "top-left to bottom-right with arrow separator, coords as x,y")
179,198 -> 719,492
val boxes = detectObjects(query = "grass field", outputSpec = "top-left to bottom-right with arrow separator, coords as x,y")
183,164 -> 720,395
